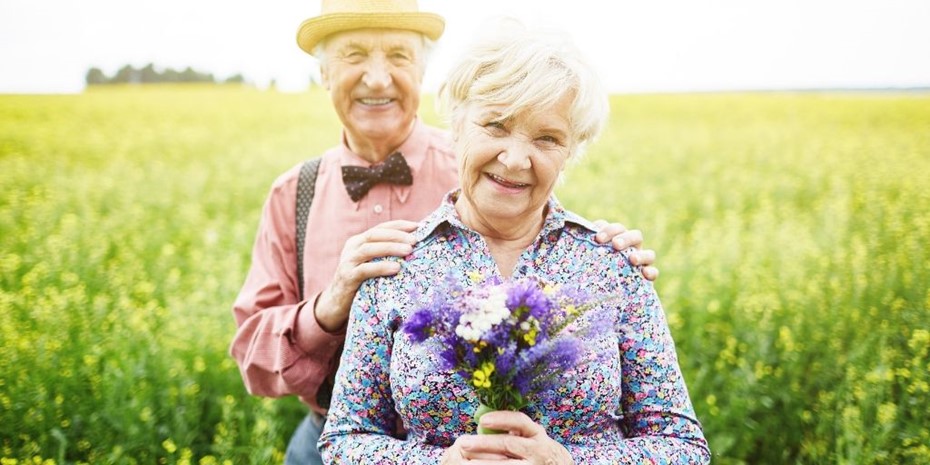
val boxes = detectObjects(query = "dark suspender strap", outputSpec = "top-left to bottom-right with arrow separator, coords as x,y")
296,157 -> 322,302
296,156 -> 335,408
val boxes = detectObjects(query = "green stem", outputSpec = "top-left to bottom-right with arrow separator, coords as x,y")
474,403 -> 506,435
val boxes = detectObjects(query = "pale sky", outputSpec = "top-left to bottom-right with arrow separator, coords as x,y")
1,0 -> 929,94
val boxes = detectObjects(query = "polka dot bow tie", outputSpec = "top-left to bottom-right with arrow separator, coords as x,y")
341,152 -> 413,202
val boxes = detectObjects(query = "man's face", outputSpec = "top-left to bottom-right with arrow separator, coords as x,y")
320,29 -> 426,157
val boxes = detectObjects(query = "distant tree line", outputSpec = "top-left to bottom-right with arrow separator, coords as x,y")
86,63 -> 246,86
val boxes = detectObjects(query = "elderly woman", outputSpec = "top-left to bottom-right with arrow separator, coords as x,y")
319,22 -> 710,464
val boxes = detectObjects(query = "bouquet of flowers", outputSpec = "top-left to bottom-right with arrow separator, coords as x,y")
403,273 -> 613,433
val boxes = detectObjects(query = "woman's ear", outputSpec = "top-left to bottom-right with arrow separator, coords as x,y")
449,107 -> 465,142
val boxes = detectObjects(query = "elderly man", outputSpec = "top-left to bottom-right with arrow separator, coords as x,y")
229,1 -> 659,463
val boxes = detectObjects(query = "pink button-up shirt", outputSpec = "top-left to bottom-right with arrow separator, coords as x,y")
230,120 -> 459,412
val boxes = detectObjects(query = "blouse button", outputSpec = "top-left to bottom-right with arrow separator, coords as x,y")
373,204 -> 384,214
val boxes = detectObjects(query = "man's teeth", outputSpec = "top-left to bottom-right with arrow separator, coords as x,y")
360,98 -> 391,105
489,173 -> 528,188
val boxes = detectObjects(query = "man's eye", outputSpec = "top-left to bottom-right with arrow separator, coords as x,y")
344,51 -> 365,61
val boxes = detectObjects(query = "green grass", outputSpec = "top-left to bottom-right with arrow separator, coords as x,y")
2,85 -> 928,464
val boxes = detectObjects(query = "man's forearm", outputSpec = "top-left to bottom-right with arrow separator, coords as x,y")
308,283 -> 355,335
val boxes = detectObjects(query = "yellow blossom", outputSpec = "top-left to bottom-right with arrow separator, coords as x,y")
523,326 -> 539,346
472,362 -> 495,389
162,439 -> 177,454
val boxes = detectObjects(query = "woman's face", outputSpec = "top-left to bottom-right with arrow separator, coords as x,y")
454,93 -> 575,231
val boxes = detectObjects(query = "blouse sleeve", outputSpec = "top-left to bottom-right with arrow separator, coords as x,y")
566,264 -> 711,464
319,276 -> 446,464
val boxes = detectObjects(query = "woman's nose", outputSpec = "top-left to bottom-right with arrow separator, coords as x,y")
497,140 -> 533,171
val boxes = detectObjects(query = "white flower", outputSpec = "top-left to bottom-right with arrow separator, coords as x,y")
480,287 -> 509,322
455,323 -> 482,342
455,286 -> 511,342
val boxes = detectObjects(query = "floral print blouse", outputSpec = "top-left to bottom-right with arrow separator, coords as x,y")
319,191 -> 710,464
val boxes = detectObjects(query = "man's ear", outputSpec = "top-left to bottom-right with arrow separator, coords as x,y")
319,64 -> 331,90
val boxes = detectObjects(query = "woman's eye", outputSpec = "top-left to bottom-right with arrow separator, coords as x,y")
537,135 -> 562,145
484,121 -> 506,132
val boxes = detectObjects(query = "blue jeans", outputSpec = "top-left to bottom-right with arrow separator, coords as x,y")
284,411 -> 325,465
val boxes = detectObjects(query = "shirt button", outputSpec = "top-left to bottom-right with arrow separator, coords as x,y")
373,204 -> 383,214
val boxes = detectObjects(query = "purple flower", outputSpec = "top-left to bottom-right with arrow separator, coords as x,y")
495,341 -> 519,375
540,338 -> 583,378
437,342 -> 460,372
512,337 -> 582,395
557,283 -> 591,307
403,309 -> 435,343
506,278 -> 552,317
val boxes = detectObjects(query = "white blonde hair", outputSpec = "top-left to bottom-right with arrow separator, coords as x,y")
438,19 -> 609,156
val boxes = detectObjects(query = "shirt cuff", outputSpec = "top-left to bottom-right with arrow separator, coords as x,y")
293,293 -> 346,356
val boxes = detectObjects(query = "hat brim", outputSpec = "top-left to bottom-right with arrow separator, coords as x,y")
297,12 -> 445,55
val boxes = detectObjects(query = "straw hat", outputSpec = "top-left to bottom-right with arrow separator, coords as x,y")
297,0 -> 446,55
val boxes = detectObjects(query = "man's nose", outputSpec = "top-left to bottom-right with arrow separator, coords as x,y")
362,57 -> 391,89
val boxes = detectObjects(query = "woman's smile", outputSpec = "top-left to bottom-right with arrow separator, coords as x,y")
485,172 -> 531,191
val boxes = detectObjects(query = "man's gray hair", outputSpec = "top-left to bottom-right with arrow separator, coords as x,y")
312,32 -> 436,70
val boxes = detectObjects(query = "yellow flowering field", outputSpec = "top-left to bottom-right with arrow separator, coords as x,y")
1,85 -> 928,464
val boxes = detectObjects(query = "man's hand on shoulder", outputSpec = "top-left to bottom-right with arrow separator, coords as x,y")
313,220 -> 420,332
593,220 -> 659,281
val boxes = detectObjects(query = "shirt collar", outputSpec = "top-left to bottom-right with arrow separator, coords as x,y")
337,119 -> 430,205
414,190 -> 597,243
